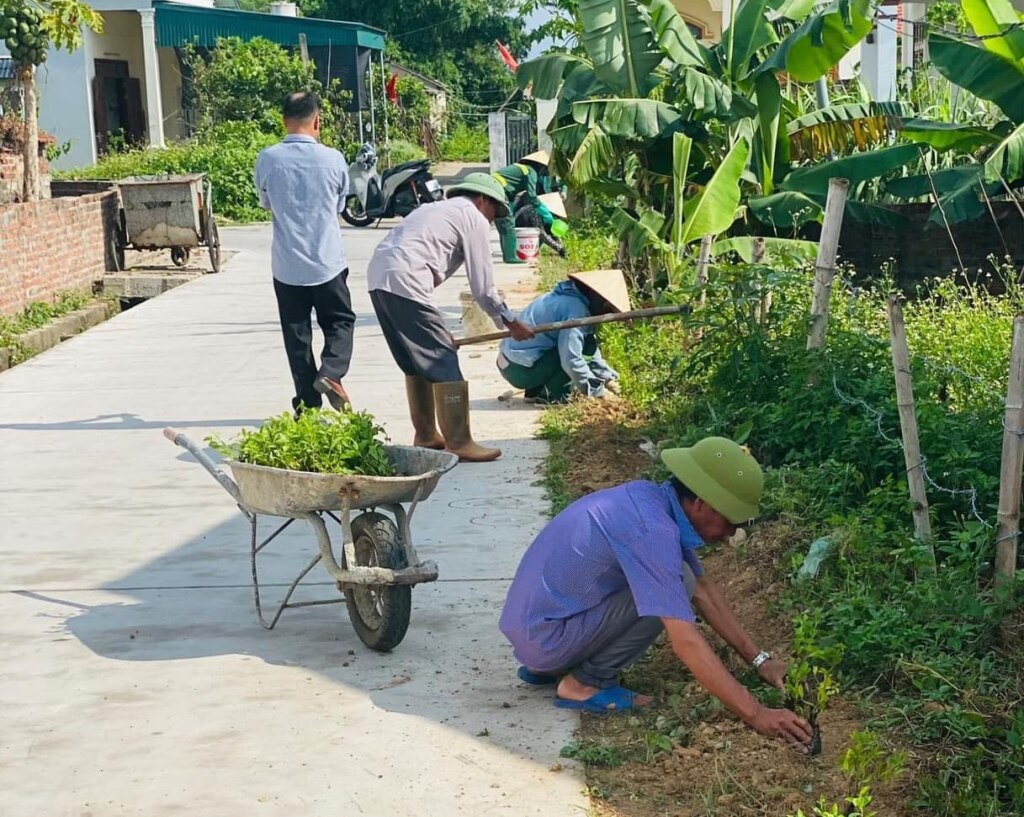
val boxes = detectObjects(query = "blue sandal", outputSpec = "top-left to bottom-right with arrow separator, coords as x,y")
553,685 -> 641,713
517,666 -> 558,686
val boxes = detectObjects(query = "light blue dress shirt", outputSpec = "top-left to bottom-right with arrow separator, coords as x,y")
254,134 -> 349,286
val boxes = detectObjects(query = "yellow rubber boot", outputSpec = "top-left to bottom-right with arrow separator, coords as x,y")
405,375 -> 445,449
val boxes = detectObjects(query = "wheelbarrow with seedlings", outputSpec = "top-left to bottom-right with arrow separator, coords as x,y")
164,410 -> 457,652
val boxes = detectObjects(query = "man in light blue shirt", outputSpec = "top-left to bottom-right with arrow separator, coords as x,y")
254,91 -> 354,414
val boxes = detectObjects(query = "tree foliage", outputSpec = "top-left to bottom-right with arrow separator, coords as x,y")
298,0 -> 527,101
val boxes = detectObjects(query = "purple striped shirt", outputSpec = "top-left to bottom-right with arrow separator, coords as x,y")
500,481 -> 705,670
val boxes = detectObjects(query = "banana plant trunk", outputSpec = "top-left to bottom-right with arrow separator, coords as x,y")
20,64 -> 39,203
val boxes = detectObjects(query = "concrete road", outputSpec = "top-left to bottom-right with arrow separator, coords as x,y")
0,223 -> 586,816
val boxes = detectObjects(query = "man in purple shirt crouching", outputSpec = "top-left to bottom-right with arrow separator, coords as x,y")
500,436 -> 813,751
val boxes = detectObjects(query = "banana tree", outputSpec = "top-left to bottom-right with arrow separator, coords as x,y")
886,0 -> 1024,224
516,0 -> 913,275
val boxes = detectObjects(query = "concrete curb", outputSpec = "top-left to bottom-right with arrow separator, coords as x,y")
0,300 -> 119,372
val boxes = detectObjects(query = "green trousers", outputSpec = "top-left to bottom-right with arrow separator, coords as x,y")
500,349 -> 573,403
495,215 -> 520,263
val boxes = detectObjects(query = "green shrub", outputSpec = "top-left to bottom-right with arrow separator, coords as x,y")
439,121 -> 489,162
57,121 -> 279,222
561,247 -> 1024,815
383,139 -> 427,165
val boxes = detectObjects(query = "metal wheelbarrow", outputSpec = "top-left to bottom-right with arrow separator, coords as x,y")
164,428 -> 458,652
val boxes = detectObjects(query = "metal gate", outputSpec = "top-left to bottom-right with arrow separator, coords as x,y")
505,114 -> 537,165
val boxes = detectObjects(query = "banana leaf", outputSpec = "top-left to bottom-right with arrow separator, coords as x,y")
780,144 -> 920,197
885,166 -> 984,199
787,102 -> 911,160
579,0 -> 665,96
671,132 -> 692,247
569,124 -> 617,186
612,206 -> 669,255
515,53 -> 591,98
928,32 -> 1024,124
843,200 -> 909,228
984,120 -> 1024,183
721,0 -> 777,79
681,137 -> 750,243
754,72 -> 783,194
675,66 -> 735,116
644,0 -> 706,67
748,190 -> 823,227
961,0 -> 1024,64
755,0 -> 874,82
571,97 -> 682,137
902,119 -> 1004,153
884,165 -> 1002,225
712,236 -> 820,264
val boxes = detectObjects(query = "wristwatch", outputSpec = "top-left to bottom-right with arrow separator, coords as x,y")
751,650 -> 771,669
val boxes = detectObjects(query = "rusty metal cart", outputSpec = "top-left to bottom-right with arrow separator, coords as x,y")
163,428 -> 458,652
113,174 -> 221,273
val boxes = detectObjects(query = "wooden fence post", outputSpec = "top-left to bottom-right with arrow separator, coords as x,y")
751,237 -> 770,325
996,316 -> 1024,585
806,178 -> 849,352
693,235 -> 713,341
887,295 -> 935,571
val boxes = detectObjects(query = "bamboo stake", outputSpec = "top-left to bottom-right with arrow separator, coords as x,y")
806,178 -> 849,352
693,235 -> 713,341
995,316 -> 1024,585
454,304 -> 687,347
887,295 -> 935,570
752,237 -> 770,325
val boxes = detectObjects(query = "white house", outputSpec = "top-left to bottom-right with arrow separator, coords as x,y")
0,0 -> 386,169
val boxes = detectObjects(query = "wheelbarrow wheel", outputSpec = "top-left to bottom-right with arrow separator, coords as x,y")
205,210 -> 222,273
170,246 -> 190,267
344,512 -> 411,652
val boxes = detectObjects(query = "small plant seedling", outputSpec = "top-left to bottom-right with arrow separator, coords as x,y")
784,613 -> 845,757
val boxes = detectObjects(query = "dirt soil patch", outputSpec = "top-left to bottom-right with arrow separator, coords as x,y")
548,400 -> 916,816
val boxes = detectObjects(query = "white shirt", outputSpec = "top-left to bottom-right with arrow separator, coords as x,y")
366,197 -> 512,327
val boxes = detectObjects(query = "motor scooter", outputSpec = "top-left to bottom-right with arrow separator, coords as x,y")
341,143 -> 443,227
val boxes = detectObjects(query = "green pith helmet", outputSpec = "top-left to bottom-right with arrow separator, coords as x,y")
446,172 -> 510,217
661,437 -> 764,524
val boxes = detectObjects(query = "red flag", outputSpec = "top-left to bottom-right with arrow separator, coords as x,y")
386,72 -> 399,105
496,41 -> 518,72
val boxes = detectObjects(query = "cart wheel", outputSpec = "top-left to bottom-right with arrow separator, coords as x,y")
344,512 -> 411,652
206,213 -> 222,273
170,246 -> 190,267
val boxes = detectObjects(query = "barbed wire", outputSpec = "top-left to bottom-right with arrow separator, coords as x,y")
831,373 -> 990,526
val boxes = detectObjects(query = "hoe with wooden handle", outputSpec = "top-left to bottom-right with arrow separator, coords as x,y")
454,305 -> 689,348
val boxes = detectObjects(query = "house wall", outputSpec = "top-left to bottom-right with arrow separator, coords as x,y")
158,48 -> 184,140
34,45 -> 95,170
0,191 -> 118,317
93,10 -> 150,142
673,0 -> 723,41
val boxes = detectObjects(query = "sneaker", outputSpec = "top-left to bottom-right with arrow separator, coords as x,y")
314,377 -> 350,411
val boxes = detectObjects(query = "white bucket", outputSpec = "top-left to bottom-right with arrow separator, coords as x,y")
515,227 -> 541,263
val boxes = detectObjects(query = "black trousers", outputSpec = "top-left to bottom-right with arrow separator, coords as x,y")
273,269 -> 355,411
369,289 -> 464,382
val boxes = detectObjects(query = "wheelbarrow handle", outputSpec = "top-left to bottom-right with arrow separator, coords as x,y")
163,427 -> 244,505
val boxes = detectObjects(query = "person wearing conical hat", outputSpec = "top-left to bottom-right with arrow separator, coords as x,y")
499,438 -> 814,751
492,150 -> 552,264
367,172 -> 535,463
496,269 -> 628,403
513,191 -> 569,258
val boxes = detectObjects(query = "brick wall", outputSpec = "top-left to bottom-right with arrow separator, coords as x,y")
0,190 -> 118,317
0,150 -> 51,204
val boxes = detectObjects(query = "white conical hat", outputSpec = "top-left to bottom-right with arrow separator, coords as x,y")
568,269 -> 631,314
520,150 -> 550,167
538,192 -> 567,219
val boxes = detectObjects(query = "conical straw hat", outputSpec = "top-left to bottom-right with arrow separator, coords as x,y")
568,269 -> 631,314
538,192 -> 567,219
520,150 -> 550,167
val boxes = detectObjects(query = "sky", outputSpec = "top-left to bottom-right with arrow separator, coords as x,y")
525,7 -> 556,58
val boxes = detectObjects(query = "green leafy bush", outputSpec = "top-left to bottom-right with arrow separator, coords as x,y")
570,251 -> 1024,815
56,121 -> 278,222
439,121 -> 489,162
383,138 -> 427,165
208,409 -> 395,477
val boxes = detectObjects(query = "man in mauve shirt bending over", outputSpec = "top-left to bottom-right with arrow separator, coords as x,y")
367,172 -> 533,463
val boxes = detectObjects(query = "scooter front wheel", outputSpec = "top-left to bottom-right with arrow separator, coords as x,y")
341,196 -> 374,227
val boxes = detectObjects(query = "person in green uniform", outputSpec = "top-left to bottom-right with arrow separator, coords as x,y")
492,150 -> 553,264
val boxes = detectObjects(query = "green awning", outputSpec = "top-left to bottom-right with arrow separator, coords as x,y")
153,1 -> 386,51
